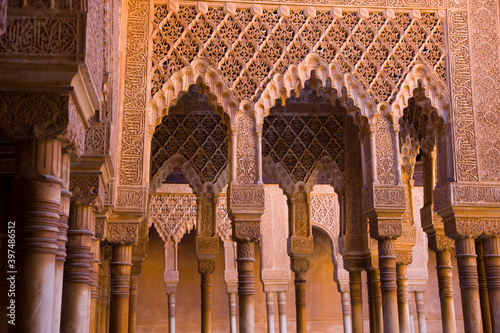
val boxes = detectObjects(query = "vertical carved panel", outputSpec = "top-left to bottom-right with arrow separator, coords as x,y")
375,115 -> 395,185
237,113 -> 256,184
447,10 -> 478,182
469,0 -> 500,181
119,0 -> 149,186
0,0 -> 6,36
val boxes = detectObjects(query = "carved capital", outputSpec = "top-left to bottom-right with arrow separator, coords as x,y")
60,97 -> 85,156
232,221 -> 260,242
343,258 -> 367,272
364,185 -> 406,213
69,172 -> 104,211
198,258 -> 216,275
85,118 -> 110,157
196,236 -> 219,255
287,236 -> 313,256
370,219 -> 402,240
107,222 -> 139,245
290,257 -> 310,274
131,260 -> 143,276
94,216 -> 107,239
0,92 -> 70,139
428,233 -> 455,253
228,183 -> 265,218
396,250 -> 412,265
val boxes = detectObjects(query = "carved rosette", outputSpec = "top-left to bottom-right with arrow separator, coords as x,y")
0,93 -> 70,139
107,223 -> 139,245
70,172 -> 104,212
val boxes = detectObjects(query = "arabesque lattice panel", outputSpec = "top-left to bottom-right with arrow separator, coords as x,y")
151,5 -> 445,103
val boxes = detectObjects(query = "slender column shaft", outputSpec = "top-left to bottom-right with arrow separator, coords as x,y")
476,241 -> 492,333
15,138 -> 62,333
294,271 -> 307,333
278,292 -> 287,333
397,264 -> 411,333
455,237 -> 483,333
408,295 -> 415,333
414,291 -> 427,333
378,239 -> 399,333
91,239 -> 101,333
350,271 -> 363,333
266,292 -> 276,333
367,269 -> 383,333
341,291 -> 352,333
168,293 -> 176,333
109,244 -> 133,333
482,236 -> 500,333
228,293 -> 237,333
128,274 -> 139,333
201,272 -> 212,333
436,250 -> 457,333
60,204 -> 94,333
53,185 -> 71,333
237,241 -> 255,333
99,248 -> 111,333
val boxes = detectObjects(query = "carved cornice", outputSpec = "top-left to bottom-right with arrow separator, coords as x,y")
444,218 -> 500,240
0,8 -> 85,63
107,222 -> 139,245
0,92 -> 71,139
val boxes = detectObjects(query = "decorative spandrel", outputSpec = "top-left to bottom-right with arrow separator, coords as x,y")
150,85 -> 229,184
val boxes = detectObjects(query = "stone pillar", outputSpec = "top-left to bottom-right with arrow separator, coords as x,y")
109,243 -> 133,332
367,268 -> 383,333
128,261 -> 142,333
396,262 -> 411,333
237,240 -> 256,333
15,138 -> 63,332
341,290 -> 352,333
90,238 -> 102,333
434,249 -> 457,333
168,292 -> 176,333
414,291 -> 427,333
228,292 -> 237,333
408,296 -> 415,333
60,201 -> 96,333
378,238 -> 399,333
291,258 -> 308,333
278,292 -> 287,333
475,240 -> 492,333
266,292 -> 276,333
349,270 -> 363,333
482,236 -> 500,332
99,244 -> 112,333
199,257 -> 215,333
455,237 -> 483,333
53,153 -> 71,333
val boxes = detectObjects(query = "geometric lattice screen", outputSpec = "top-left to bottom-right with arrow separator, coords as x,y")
151,5 -> 445,103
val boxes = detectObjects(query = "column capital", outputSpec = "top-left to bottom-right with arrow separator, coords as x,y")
107,222 -> 139,245
196,236 -> 219,255
287,236 -> 313,256
343,257 -> 367,272
198,257 -> 216,275
228,183 -> 265,220
70,171 -> 105,211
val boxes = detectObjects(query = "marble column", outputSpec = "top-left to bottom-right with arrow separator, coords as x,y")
60,203 -> 95,333
378,239 -> 399,333
349,271 -> 363,333
128,261 -> 142,333
341,290 -> 352,333
53,153 -> 71,333
455,237 -> 483,333
396,263 -> 411,333
434,249 -> 457,333
291,257 -> 309,333
475,240 -> 492,333
278,292 -> 287,333
15,138 -> 63,332
414,291 -> 427,333
168,292 -> 176,333
482,236 -> 500,333
109,244 -> 133,333
199,258 -> 215,333
90,238 -> 102,333
237,241 -> 256,333
99,244 -> 112,333
228,292 -> 237,333
367,269 -> 383,333
266,292 -> 276,333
